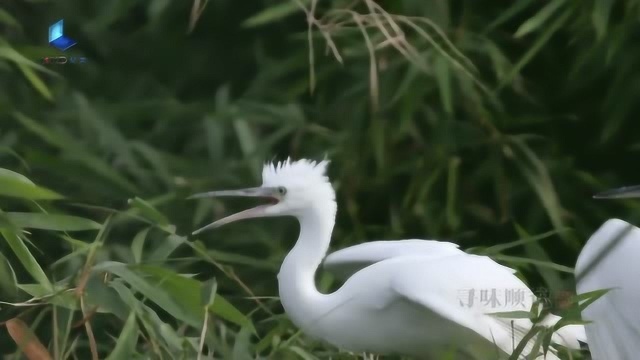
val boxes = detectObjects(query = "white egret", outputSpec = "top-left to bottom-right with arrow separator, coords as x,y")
575,185 -> 640,359
191,159 -> 586,359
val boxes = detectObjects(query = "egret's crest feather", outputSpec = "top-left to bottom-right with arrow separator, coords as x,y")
262,158 -> 331,187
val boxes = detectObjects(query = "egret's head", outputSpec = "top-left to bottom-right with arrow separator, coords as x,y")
594,185 -> 640,199
189,159 -> 336,235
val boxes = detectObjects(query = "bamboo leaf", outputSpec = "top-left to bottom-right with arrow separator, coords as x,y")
492,254 -> 574,274
3,212 -> 101,231
95,261 -> 201,328
243,1 -> 307,28
131,227 -> 150,264
128,197 -> 171,226
0,168 -> 63,200
514,0 -> 566,38
592,0 -> 614,40
0,251 -> 19,301
16,62 -> 53,101
105,312 -> 139,360
1,230 -> 52,290
0,8 -> 21,29
502,9 -> 571,86
200,278 -> 217,307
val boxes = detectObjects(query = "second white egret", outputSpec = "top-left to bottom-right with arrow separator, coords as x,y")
575,185 -> 640,359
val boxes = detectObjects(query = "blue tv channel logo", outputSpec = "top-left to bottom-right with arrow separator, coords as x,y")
48,19 -> 76,51
43,19 -> 87,65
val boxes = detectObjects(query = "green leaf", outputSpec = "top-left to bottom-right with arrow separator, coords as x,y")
484,0 -> 535,32
445,156 -> 460,230
208,293 -> 255,333
135,264 -> 255,332
487,310 -> 533,319
572,288 -> 611,312
131,227 -> 150,264
0,45 -> 57,75
16,62 -> 53,101
514,0 -> 566,38
1,230 -> 52,290
85,273 -> 130,319
109,281 -> 186,354
481,228 -> 568,255
502,9 -> 571,86
18,284 -> 77,310
233,118 -> 257,157
232,325 -> 254,360
288,346 -> 319,360
509,137 -> 577,247
52,306 -> 74,360
434,56 -> 453,116
200,278 -> 217,307
208,249 -> 278,270
0,8 -> 21,29
509,325 -> 542,360
105,312 -> 139,360
13,112 -> 139,194
3,212 -> 101,231
146,234 -> 183,262
128,197 -> 171,227
592,0 -> 614,40
0,251 -> 19,301
242,1 -> 307,28
524,238 -> 564,296
492,254 -> 574,274
94,261 -> 201,328
0,168 -> 33,185
0,211 -> 19,231
0,168 -> 63,200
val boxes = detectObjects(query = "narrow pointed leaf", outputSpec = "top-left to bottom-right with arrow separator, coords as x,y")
3,212 -> 101,231
1,230 -> 52,290
0,168 -> 62,200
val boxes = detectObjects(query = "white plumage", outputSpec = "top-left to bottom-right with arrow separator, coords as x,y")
576,218 -> 640,360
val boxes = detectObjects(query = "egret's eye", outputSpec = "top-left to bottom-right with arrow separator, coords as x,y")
277,186 -> 287,195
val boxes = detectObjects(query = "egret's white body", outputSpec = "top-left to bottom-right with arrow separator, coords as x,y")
576,218 -> 640,359
192,159 -> 585,359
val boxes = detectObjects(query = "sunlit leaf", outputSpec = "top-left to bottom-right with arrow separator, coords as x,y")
514,0 -> 567,38
0,168 -> 62,200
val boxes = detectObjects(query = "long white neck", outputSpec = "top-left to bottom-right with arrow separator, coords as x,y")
277,204 -> 336,334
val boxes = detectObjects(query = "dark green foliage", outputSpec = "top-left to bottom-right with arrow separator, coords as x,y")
0,0 -> 639,358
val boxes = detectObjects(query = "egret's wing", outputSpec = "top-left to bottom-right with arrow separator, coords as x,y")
387,254 -> 560,358
323,240 -> 464,280
576,218 -> 640,360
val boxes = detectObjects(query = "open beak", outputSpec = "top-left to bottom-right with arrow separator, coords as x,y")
188,187 -> 281,235
594,185 -> 640,199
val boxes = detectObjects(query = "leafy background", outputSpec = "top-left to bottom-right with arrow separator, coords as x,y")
1,0 -> 640,358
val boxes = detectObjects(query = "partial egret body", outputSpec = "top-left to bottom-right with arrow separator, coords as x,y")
191,159 -> 585,359
576,185 -> 640,359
